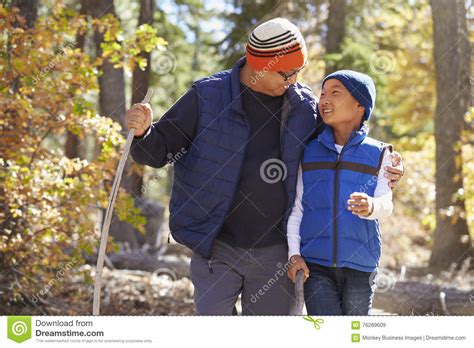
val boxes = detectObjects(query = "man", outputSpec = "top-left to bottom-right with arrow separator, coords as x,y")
125,18 -> 404,315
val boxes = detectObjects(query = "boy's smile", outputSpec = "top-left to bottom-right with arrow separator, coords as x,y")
321,107 -> 334,116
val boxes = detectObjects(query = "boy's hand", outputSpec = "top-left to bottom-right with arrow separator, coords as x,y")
347,192 -> 373,217
125,103 -> 153,137
287,255 -> 309,283
385,151 -> 404,189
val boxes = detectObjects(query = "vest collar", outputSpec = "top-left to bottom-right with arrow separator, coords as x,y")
286,83 -> 308,108
230,57 -> 247,115
318,124 -> 369,153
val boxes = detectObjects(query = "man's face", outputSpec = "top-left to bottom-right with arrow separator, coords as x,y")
318,79 -> 364,127
258,67 -> 302,96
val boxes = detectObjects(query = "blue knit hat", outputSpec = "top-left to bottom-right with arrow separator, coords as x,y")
322,70 -> 376,121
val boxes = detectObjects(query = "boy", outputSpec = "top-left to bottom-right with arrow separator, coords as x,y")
287,70 -> 394,315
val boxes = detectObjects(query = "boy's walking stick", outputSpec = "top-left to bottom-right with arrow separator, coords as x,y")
292,270 -> 305,315
92,89 -> 154,315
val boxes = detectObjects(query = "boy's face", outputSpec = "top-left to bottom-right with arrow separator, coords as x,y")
318,79 -> 365,127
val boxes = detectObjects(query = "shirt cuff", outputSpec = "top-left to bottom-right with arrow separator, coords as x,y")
133,126 -> 151,140
360,200 -> 377,220
288,247 -> 300,260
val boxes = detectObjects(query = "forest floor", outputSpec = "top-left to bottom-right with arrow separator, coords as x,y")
2,202 -> 473,316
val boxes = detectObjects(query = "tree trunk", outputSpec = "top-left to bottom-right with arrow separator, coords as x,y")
64,131 -> 81,159
90,0 -> 140,249
91,1 -> 127,126
10,0 -> 38,93
428,0 -> 472,270
65,0 -> 89,159
324,0 -> 346,75
11,0 -> 38,28
128,0 -> 155,199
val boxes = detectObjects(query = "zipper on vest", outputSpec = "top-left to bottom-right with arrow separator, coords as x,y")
280,99 -> 291,227
333,153 -> 341,267
208,257 -> 214,274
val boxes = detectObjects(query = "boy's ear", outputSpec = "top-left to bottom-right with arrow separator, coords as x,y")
357,104 -> 365,117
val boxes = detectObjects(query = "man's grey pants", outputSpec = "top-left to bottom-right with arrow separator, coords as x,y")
190,238 -> 295,315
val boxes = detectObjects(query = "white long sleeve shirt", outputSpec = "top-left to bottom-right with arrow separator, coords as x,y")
287,144 -> 394,259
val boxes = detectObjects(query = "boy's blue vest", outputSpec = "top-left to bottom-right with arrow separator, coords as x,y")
169,57 -> 321,258
300,124 -> 392,272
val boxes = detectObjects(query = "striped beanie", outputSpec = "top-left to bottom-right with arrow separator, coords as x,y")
246,18 -> 307,72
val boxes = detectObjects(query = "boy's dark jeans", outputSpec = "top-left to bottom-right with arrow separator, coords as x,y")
304,262 -> 376,315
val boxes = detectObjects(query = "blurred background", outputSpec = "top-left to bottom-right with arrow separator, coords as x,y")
0,0 -> 473,315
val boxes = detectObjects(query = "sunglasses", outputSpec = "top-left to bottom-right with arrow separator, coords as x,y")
276,66 -> 305,82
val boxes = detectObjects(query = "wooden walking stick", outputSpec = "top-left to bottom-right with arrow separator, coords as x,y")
292,270 -> 305,315
92,89 -> 154,315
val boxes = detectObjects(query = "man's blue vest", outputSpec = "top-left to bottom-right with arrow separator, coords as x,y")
169,57 -> 320,258
300,124 -> 392,272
